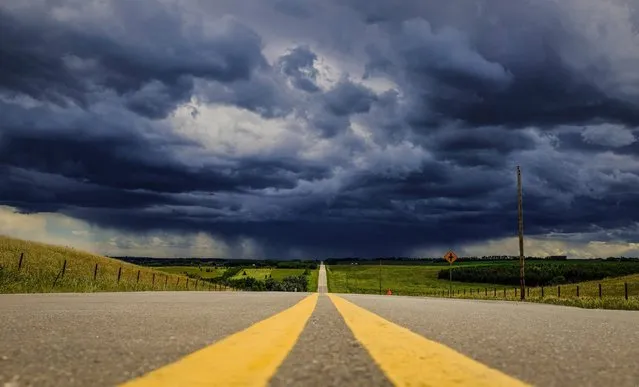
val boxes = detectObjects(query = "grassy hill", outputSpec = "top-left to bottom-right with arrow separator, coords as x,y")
0,236 -> 228,293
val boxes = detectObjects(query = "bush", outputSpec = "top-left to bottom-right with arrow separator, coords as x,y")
218,274 -> 308,292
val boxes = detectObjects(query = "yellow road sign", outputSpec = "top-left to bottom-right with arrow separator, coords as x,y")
443,250 -> 458,264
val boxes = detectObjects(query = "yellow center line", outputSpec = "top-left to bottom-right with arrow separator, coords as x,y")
120,293 -> 318,387
328,294 -> 530,387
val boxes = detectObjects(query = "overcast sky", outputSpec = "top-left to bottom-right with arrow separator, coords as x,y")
2,0 -> 639,258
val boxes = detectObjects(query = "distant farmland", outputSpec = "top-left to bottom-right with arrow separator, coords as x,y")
156,265 -> 319,292
326,260 -> 639,310
156,266 -> 226,279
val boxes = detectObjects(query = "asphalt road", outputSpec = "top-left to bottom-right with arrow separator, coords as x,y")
316,263 -> 327,293
1,269 -> 638,386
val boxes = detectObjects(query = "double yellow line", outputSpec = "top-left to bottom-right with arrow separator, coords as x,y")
121,294 -> 529,386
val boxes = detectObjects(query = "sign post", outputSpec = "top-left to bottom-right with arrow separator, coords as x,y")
443,250 -> 458,297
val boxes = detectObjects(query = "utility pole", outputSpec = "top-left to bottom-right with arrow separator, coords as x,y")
517,166 -> 525,300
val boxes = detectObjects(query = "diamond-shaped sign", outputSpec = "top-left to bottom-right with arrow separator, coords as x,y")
443,250 -> 458,264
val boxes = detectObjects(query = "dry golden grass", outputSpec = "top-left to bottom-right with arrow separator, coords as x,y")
0,235 -> 232,293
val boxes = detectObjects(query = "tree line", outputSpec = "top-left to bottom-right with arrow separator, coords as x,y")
438,261 -> 639,286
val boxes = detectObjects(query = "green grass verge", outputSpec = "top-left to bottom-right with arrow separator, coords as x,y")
0,236 -> 231,293
307,269 -> 319,292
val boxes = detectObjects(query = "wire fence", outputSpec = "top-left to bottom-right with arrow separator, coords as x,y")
0,252 -> 235,293
343,283 -> 638,299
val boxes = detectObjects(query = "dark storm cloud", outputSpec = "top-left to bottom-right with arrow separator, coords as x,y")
0,166 -> 173,213
358,1 -> 639,129
309,80 -> 378,137
0,3 -> 267,119
323,81 -> 376,116
277,46 -> 320,93
0,132 -> 304,193
2,0 -> 639,257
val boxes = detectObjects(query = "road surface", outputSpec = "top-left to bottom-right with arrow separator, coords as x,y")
316,262 -> 327,293
1,265 -> 638,386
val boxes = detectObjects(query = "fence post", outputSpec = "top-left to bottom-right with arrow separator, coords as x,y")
514,288 -> 517,297
18,253 -> 24,271
541,286 -> 544,298
576,286 -> 579,298
117,267 -> 122,283
61,260 -> 67,279
557,285 -> 561,298
186,278 -> 189,290
494,288 -> 496,297
625,282 -> 628,300
177,278 -> 180,287
152,273 -> 155,287
164,275 -> 168,289
598,283 -> 602,299
503,288 -> 506,298
93,263 -> 98,281
136,270 -> 140,284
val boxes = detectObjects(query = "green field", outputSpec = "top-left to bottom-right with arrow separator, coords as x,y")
157,266 -> 226,279
0,236 -> 230,293
327,264 -> 510,296
232,268 -> 274,280
326,263 -> 639,310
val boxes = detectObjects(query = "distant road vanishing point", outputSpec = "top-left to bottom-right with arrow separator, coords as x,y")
1,263 -> 638,386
